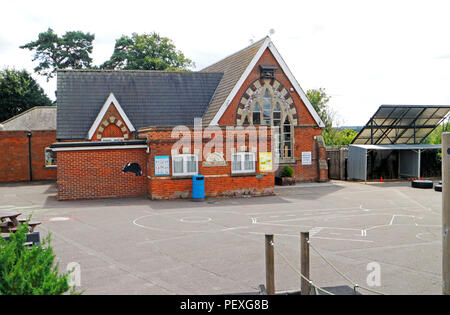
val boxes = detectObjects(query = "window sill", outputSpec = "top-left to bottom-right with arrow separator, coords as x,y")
279,159 -> 295,164
44,165 -> 57,169
171,175 -> 198,180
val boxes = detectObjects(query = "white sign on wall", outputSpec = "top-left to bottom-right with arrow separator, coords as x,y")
155,155 -> 170,176
302,152 -> 312,165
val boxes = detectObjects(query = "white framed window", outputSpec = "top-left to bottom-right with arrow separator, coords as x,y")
172,154 -> 198,176
45,147 -> 57,168
232,152 -> 256,174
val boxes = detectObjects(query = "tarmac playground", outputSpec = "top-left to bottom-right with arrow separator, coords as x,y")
0,180 -> 443,294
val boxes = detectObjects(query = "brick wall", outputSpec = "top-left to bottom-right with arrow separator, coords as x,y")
57,148 -> 147,200
148,175 -> 274,200
0,130 -> 56,182
141,127 -> 275,200
290,127 -> 326,182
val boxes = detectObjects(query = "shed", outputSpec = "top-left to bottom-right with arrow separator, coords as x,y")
349,105 -> 450,181
348,144 -> 442,180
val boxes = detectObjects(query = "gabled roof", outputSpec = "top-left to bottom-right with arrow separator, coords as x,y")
57,70 -> 223,140
201,37 -> 325,127
56,39 -> 324,139
0,106 -> 56,131
201,38 -> 268,124
87,93 -> 135,139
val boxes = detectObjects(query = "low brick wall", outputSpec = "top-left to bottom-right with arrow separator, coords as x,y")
149,175 -> 275,200
0,130 -> 56,182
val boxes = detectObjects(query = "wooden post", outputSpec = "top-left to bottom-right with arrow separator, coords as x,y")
300,232 -> 310,295
265,234 -> 275,295
443,133 -> 449,295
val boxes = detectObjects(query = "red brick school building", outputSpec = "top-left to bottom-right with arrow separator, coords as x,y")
1,37 -> 328,200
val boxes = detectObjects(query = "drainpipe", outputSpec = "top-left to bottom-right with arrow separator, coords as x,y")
27,131 -> 32,181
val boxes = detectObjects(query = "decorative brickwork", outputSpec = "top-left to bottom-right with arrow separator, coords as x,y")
92,103 -> 130,141
219,48 -> 328,183
236,78 -> 297,126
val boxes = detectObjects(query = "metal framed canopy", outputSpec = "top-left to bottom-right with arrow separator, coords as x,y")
351,105 -> 450,145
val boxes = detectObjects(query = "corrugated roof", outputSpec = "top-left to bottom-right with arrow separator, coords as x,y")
200,38 -> 267,124
56,70 -> 223,139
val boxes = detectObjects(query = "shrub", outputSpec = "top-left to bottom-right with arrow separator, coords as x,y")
0,223 -> 71,295
280,165 -> 294,178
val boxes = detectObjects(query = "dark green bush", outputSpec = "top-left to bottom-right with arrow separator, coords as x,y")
0,223 -> 71,295
280,165 -> 294,178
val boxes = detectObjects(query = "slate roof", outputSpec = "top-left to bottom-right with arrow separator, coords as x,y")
56,70 -> 223,139
0,106 -> 56,131
201,38 -> 267,124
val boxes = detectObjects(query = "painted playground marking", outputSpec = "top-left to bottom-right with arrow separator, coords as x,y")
415,232 -> 439,242
247,231 -> 374,243
49,217 -> 70,222
131,198 -> 441,245
180,217 -> 212,223
0,205 -> 42,210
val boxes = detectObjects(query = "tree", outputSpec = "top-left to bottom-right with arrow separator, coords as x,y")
0,223 -> 72,295
306,88 -> 358,146
101,32 -> 193,71
422,120 -> 450,160
0,68 -> 52,122
323,128 -> 358,146
423,121 -> 450,144
20,28 -> 95,80
306,88 -> 334,128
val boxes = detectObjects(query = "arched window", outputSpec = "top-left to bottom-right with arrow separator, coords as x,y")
273,103 -> 282,158
273,103 -> 281,126
282,117 -> 292,158
252,103 -> 261,125
262,90 -> 271,125
238,79 -> 297,162
252,89 -> 294,160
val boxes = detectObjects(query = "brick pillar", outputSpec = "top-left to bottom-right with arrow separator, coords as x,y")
315,136 -> 329,182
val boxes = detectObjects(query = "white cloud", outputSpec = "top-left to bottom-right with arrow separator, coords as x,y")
2,0 -> 450,125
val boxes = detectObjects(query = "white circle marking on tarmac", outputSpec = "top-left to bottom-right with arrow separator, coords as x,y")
132,211 -> 252,233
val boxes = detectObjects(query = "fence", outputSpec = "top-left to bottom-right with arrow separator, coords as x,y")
326,146 -> 348,180
263,232 -> 387,295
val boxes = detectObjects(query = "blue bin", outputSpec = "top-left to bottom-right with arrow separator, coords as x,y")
192,175 -> 205,201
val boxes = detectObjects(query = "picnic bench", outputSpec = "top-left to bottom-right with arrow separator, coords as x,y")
0,211 -> 41,234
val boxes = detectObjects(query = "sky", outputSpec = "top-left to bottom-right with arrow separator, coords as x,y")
2,0 -> 450,126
